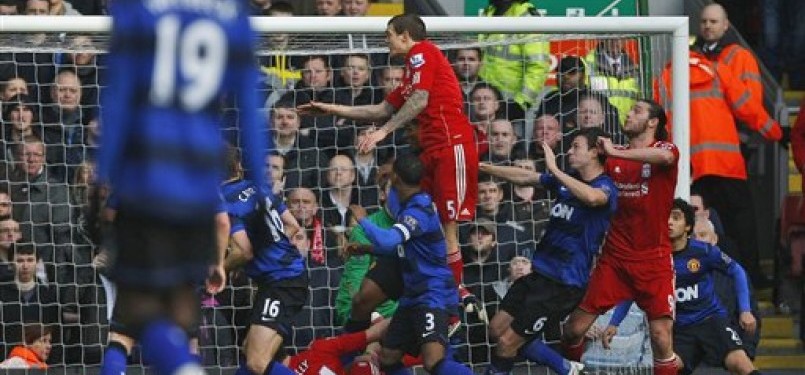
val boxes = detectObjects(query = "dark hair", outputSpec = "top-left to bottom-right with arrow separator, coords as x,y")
2,93 -> 38,123
302,55 -> 330,70
450,47 -> 483,61
393,153 -> 423,186
638,98 -> 668,141
224,144 -> 242,180
22,322 -> 51,345
264,0 -> 294,15
572,127 -> 610,165
689,187 -> 709,209
387,14 -> 427,41
272,99 -> 296,111
266,150 -> 287,177
12,242 -> 36,258
672,198 -> 696,235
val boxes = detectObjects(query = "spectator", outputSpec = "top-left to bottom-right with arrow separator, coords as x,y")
0,217 -> 21,283
451,48 -> 484,100
0,189 -> 13,218
462,217 -> 515,363
584,38 -> 640,124
48,0 -> 80,15
574,94 -> 623,142
335,54 -> 382,119
42,69 -> 86,180
315,0 -> 341,16
2,94 -> 40,167
322,154 -> 360,232
351,125 -> 382,209
282,55 -> 345,152
342,0 -> 369,16
0,243 -> 60,361
286,187 -> 327,266
484,118 -> 522,164
469,82 -> 502,126
0,0 -> 19,15
24,0 -> 47,15
689,189 -> 727,238
506,152 -> 550,243
760,0 -> 805,90
62,34 -> 104,109
2,77 -> 29,101
266,152 -> 287,196
476,174 -> 513,223
8,136 -> 72,283
377,65 -> 404,97
659,3 -> 783,288
270,101 -> 322,189
530,114 -> 563,169
259,2 -> 302,109
479,0 -> 549,120
0,323 -> 51,369
536,56 -> 592,132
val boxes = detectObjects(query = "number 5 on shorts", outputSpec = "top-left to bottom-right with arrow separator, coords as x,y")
446,200 -> 456,220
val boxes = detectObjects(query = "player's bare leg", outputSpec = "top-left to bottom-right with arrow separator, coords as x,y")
724,349 -> 760,375
242,325 -> 285,375
346,278 -> 389,332
488,310 -> 513,341
649,317 -> 678,375
561,308 -> 600,361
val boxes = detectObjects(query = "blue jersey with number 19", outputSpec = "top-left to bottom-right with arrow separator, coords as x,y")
98,0 -> 266,223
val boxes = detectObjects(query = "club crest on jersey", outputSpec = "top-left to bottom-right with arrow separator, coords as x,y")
410,53 -> 425,68
641,163 -> 651,178
687,258 -> 701,273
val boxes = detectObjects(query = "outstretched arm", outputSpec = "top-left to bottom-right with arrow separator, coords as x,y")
479,162 -> 542,186
542,141 -> 610,206
297,101 -> 395,122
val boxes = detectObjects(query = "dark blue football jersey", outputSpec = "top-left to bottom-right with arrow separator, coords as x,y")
98,0 -> 266,222
673,239 -> 751,327
222,179 -> 305,283
359,190 -> 458,309
533,173 -> 617,288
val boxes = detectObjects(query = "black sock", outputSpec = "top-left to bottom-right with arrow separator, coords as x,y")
344,318 -> 371,333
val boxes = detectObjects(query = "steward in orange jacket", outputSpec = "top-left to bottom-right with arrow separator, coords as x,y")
655,50 -> 781,181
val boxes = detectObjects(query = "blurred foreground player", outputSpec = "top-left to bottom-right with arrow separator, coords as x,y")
97,0 -> 267,373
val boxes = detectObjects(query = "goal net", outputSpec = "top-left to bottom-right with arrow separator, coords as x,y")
0,15 -> 688,374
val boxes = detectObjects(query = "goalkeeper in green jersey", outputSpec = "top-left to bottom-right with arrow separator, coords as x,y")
337,175 -> 405,332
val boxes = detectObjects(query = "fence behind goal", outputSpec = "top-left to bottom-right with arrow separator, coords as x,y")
0,15 -> 688,373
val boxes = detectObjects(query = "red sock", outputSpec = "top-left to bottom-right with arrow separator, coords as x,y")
653,355 -> 679,375
562,339 -> 586,362
402,354 -> 422,367
447,251 -> 463,285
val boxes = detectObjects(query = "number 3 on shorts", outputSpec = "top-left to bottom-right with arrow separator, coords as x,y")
425,312 -> 435,331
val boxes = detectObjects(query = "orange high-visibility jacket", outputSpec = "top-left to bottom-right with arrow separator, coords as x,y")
712,44 -> 763,105
656,51 -> 781,181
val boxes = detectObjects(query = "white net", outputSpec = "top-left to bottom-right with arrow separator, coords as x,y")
0,24 -> 678,374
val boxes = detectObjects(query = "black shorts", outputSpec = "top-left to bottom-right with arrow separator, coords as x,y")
111,210 -> 215,289
365,255 -> 403,300
381,306 -> 449,356
498,272 -> 584,340
250,276 -> 309,340
674,315 -> 745,374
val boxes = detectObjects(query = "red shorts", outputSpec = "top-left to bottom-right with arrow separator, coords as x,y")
579,254 -> 675,321
420,143 -> 478,223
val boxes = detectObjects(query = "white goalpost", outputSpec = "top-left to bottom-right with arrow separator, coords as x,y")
0,14 -> 689,373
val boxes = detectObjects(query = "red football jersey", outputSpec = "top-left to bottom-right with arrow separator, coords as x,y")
603,141 -> 679,260
288,332 -> 368,375
385,40 -> 475,151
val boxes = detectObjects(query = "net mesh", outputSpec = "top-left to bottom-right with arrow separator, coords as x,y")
0,27 -> 676,374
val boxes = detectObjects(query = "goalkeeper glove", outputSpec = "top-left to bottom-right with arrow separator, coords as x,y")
459,285 -> 489,324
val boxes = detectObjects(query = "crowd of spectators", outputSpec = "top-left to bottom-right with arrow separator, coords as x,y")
0,0 -> 784,370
